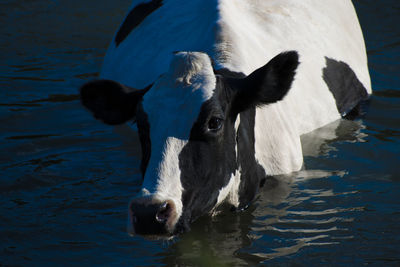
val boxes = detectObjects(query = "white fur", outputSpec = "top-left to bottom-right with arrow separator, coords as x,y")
101,0 -> 219,89
141,137 -> 186,225
214,0 -> 371,175
102,0 -> 371,209
215,168 -> 241,209
139,52 -> 216,223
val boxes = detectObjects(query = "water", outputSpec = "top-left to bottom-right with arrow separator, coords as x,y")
0,0 -> 399,266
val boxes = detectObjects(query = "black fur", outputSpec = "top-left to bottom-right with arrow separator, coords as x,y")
115,0 -> 163,47
230,51 -> 299,114
174,54 -> 299,232
175,79 -> 238,233
80,79 -> 152,178
80,79 -> 149,125
80,51 -> 299,235
214,68 -> 246,79
136,103 -> 151,178
236,108 -> 268,210
323,57 -> 369,117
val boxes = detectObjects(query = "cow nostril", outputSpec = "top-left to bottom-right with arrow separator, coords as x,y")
156,202 -> 172,223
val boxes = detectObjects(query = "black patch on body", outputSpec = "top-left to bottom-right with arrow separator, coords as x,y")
342,98 -> 370,120
323,57 -> 369,117
115,0 -> 163,47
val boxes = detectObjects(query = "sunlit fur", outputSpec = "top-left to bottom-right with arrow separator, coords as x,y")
102,0 -> 371,177
99,0 -> 371,233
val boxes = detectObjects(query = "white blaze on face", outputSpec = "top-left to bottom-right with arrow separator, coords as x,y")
139,52 -> 216,227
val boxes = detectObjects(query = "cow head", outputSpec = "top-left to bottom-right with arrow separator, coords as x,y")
80,51 -> 299,237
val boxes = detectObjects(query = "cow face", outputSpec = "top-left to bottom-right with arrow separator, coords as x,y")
80,51 -> 299,237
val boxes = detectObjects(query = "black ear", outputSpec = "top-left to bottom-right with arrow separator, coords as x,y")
80,79 -> 150,125
230,51 -> 299,114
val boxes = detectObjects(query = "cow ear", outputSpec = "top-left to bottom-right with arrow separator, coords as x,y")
80,79 -> 150,125
230,51 -> 299,114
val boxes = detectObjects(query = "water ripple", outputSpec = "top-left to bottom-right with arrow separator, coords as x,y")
288,207 -> 365,216
252,235 -> 341,262
265,226 -> 345,234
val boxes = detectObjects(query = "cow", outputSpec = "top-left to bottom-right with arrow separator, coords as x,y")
80,0 -> 371,238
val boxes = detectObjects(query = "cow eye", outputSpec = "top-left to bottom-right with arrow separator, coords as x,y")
208,117 -> 223,131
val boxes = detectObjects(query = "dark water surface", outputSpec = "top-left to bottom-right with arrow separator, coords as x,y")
1,1 -> 399,266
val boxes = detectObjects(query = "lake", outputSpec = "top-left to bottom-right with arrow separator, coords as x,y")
0,0 -> 399,266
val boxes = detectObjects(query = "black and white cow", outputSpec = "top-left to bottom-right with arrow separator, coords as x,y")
80,0 -> 371,237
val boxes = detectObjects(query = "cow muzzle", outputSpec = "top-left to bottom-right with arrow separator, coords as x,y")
128,196 -> 178,237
